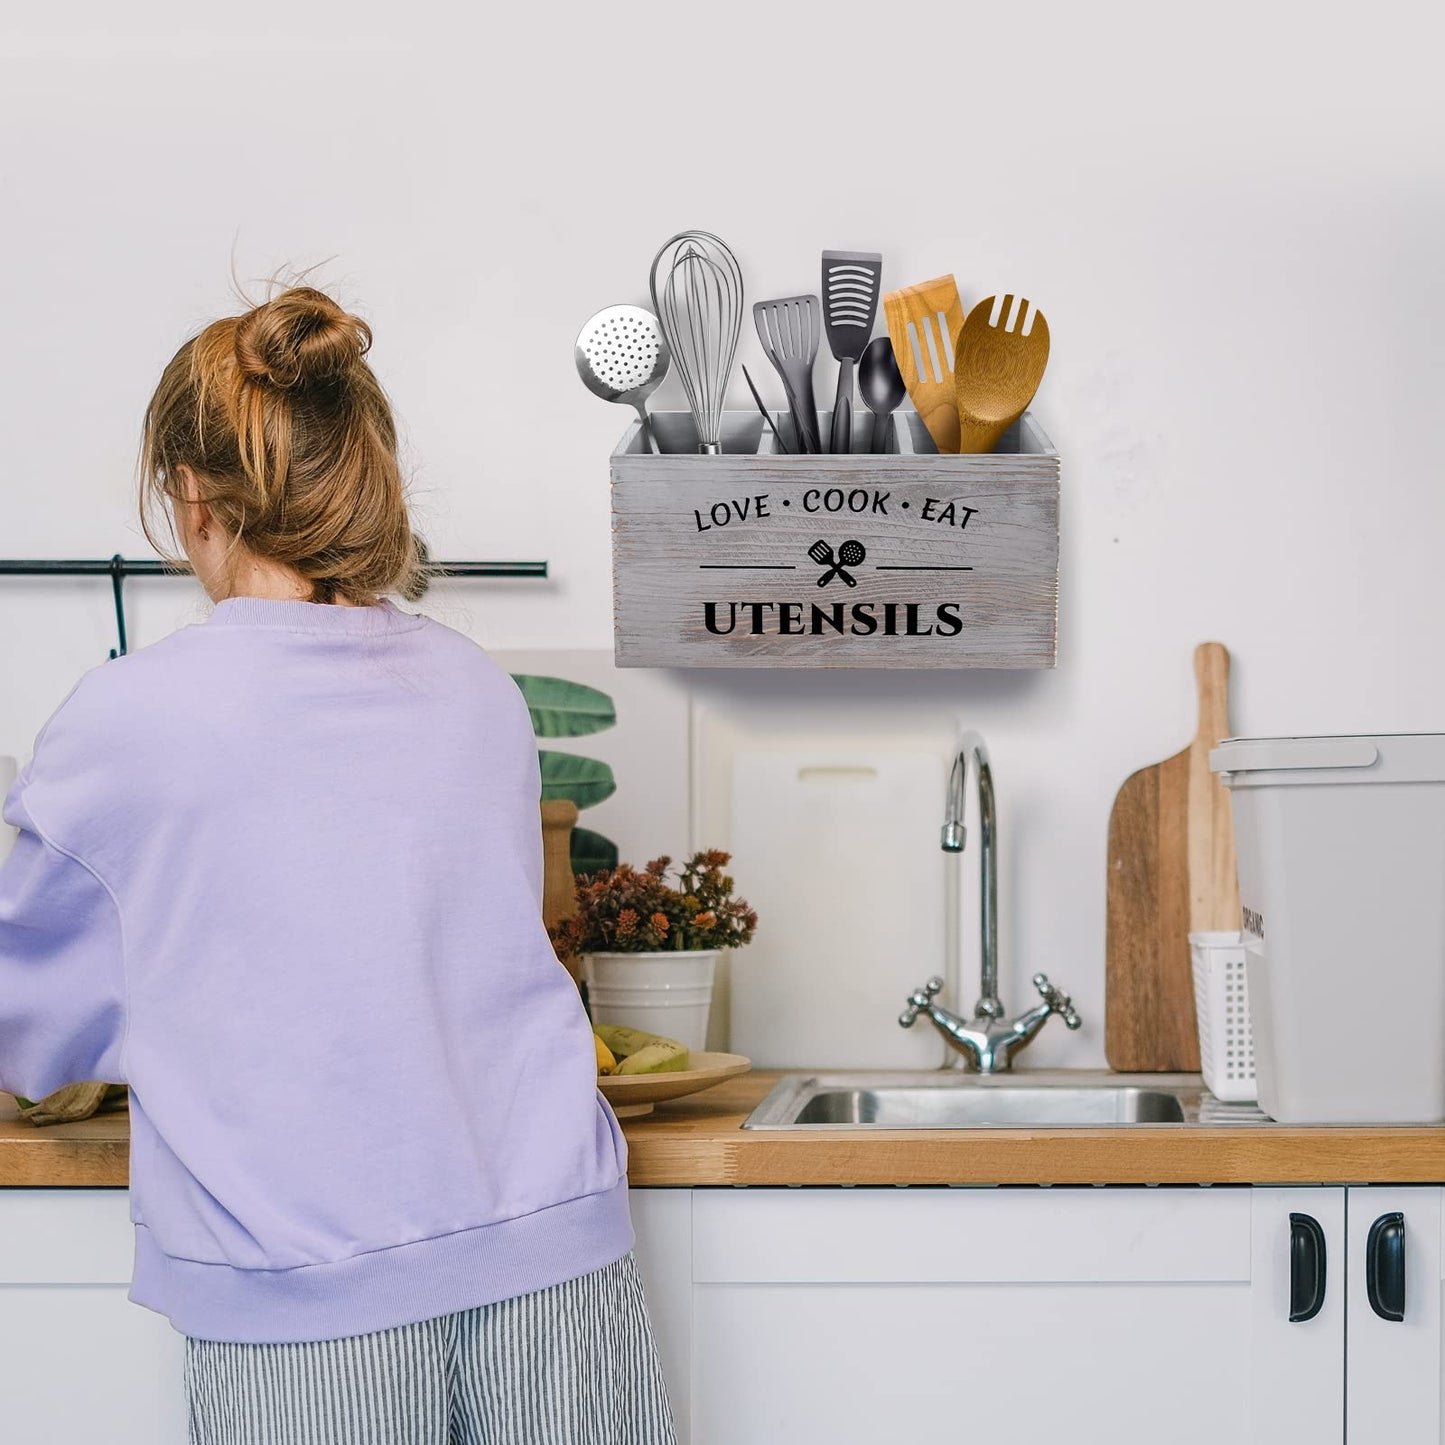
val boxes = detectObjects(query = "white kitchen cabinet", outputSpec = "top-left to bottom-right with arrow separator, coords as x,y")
632,1185 -> 1346,1445
1252,1186 -> 1347,1443
1,1184 -> 1442,1443
1346,1186 -> 1443,1444
629,1186 -> 695,1435
0,1189 -> 187,1444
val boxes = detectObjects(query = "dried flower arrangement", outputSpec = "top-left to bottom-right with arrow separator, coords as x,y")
549,850 -> 759,962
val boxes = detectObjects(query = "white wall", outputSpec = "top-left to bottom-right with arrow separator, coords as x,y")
2,1 -> 1442,1064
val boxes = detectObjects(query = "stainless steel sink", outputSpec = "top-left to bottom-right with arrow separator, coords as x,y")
742,1070 -> 1266,1129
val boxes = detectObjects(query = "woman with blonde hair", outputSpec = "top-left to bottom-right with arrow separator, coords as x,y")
0,282 -> 676,1443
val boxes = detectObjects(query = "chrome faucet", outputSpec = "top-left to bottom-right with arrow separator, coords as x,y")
899,731 -> 1081,1071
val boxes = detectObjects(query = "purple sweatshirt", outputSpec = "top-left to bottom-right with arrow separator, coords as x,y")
0,596 -> 631,1342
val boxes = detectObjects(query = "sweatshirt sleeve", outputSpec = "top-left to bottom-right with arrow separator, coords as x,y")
0,768 -> 128,1098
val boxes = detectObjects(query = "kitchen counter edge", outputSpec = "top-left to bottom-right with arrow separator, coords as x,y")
6,1074 -> 1445,1188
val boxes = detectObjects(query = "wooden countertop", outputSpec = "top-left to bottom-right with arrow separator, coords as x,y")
7,1074 -> 1445,1188
618,1072 -> 1445,1185
0,1090 -> 131,1186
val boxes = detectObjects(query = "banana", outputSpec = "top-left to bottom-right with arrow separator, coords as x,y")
594,1023 -> 690,1075
593,1024 -> 665,1059
594,1034 -> 617,1076
615,1039 -> 690,1075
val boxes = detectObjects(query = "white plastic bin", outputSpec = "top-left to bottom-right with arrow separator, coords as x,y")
1211,734 -> 1445,1124
1189,931 -> 1255,1103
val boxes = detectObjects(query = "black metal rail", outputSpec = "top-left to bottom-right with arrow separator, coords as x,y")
0,558 -> 547,579
0,555 -> 549,657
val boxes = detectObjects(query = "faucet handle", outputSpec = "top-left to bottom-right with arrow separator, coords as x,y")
1032,973 -> 1082,1030
899,976 -> 945,1028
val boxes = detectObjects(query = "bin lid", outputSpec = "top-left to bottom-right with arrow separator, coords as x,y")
1210,734 -> 1445,785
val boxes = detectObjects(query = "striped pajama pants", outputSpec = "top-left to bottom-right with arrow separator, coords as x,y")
183,1252 -> 677,1445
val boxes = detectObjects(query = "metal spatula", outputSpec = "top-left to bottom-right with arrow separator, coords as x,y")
822,250 -> 883,454
882,275 -> 965,453
953,294 -> 1051,453
753,295 -> 823,454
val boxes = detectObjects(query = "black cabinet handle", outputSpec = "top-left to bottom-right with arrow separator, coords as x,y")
1366,1211 -> 1406,1322
1289,1212 -> 1327,1322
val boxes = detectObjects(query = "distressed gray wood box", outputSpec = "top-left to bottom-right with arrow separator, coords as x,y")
609,408 -> 1059,669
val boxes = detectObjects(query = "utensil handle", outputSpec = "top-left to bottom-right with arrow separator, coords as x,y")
634,401 -> 660,455
955,409 -> 1008,455
776,372 -> 816,454
830,361 -> 854,455
741,365 -> 791,454
798,385 -> 823,455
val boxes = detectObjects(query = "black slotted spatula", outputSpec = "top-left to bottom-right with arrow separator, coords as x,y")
822,250 -> 883,454
753,295 -> 824,454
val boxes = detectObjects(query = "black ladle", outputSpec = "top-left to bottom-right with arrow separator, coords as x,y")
859,335 -> 906,453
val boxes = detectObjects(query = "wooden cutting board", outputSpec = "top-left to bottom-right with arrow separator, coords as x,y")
1105,642 -> 1241,1071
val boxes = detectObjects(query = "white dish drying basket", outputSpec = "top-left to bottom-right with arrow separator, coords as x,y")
1189,931 -> 1256,1103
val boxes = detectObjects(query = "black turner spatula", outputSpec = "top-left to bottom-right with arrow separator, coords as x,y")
822,250 -> 883,454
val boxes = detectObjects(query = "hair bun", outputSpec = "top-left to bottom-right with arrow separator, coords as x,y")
234,286 -> 371,391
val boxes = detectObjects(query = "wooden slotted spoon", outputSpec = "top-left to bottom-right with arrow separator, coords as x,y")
952,294 -> 1050,454
882,275 -> 964,453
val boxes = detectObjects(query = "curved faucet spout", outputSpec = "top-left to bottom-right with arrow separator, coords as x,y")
906,731 -> 1081,1072
942,731 -> 1001,1019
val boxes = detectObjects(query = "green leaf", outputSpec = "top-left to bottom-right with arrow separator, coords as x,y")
570,827 -> 619,877
511,674 -> 616,739
538,751 -> 616,809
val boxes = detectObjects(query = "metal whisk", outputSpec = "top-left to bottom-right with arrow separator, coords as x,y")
648,230 -> 744,454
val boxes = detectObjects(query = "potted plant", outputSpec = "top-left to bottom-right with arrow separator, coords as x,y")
549,851 -> 758,1050
509,674 -> 620,948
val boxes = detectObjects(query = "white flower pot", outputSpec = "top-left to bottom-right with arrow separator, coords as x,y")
583,949 -> 719,1052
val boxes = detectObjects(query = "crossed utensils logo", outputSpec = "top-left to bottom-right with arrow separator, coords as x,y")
809,539 -> 866,587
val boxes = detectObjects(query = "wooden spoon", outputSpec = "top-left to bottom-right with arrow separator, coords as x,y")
952,295 -> 1050,453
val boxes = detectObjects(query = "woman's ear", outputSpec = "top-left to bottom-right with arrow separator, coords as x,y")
174,466 -> 214,542
171,465 -> 233,601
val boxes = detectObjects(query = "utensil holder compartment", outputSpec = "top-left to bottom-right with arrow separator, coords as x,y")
642,411 -> 767,455
769,409 -> 904,455
611,409 -> 1059,668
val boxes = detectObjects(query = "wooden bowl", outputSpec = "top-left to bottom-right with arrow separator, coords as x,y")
598,1052 -> 751,1118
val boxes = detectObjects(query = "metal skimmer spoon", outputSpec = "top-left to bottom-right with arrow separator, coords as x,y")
575,305 -> 671,453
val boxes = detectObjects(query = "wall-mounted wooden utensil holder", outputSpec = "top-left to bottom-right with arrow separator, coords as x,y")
610,409 -> 1059,669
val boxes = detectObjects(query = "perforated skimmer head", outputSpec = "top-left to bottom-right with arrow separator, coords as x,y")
575,305 -> 671,409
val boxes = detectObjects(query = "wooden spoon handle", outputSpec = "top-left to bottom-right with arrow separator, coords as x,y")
956,409 -> 1014,455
